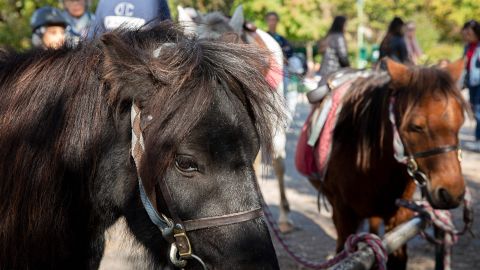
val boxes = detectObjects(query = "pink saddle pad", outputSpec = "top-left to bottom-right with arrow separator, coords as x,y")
295,109 -> 317,177
315,82 -> 350,176
295,81 -> 352,179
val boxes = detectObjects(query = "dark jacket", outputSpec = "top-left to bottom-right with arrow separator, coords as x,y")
268,31 -> 294,59
318,33 -> 349,84
88,0 -> 171,37
380,35 -> 409,63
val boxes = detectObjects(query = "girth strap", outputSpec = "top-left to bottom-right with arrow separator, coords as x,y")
184,208 -> 263,232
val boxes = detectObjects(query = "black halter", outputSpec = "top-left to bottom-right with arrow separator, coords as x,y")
410,145 -> 459,159
406,145 -> 461,188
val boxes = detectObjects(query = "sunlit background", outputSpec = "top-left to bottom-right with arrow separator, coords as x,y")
1,0 -> 479,67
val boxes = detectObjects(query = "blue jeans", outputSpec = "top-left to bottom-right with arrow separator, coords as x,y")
469,85 -> 480,140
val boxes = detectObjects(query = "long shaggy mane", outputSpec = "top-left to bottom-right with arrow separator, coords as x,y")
334,67 -> 469,172
0,22 -> 282,268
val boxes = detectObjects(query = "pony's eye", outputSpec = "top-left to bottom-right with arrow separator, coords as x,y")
408,124 -> 425,133
175,155 -> 199,173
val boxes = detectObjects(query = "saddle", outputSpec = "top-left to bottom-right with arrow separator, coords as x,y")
296,68 -> 375,179
306,68 -> 374,104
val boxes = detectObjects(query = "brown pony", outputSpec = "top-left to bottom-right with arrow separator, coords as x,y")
305,59 -> 467,269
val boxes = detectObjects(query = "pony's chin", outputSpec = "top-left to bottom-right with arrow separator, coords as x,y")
428,199 -> 461,210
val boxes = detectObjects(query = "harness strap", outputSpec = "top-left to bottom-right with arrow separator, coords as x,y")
138,178 -> 174,238
184,208 -> 263,232
131,102 -> 191,257
411,145 -> 458,159
132,104 -> 174,237
388,98 -> 408,163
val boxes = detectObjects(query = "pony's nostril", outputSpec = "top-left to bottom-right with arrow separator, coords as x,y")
438,188 -> 453,205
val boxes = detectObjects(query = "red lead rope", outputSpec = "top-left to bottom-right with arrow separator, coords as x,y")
261,200 -> 388,269
261,186 -> 473,270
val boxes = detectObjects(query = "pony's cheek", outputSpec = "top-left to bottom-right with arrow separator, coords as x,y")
399,131 -> 422,150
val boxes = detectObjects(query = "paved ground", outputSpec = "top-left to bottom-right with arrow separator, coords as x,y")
99,97 -> 480,269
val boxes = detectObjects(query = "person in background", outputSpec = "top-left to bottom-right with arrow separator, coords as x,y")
317,15 -> 350,87
265,11 -> 295,120
88,0 -> 171,37
265,12 -> 294,61
462,20 -> 480,150
61,0 -> 94,40
379,17 -> 410,64
437,59 -> 450,68
30,6 -> 69,49
286,53 -> 306,117
404,21 -> 422,64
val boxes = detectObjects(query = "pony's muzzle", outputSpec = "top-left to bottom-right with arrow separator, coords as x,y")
433,187 -> 464,209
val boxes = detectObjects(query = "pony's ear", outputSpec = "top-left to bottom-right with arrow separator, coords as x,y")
177,5 -> 197,35
101,32 -> 153,104
101,32 -> 147,72
444,58 -> 465,83
229,5 -> 244,34
384,57 -> 411,86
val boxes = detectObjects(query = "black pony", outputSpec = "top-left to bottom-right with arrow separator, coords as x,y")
0,23 -> 281,269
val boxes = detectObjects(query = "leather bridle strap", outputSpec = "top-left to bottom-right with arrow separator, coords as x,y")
410,145 -> 459,159
184,208 -> 263,232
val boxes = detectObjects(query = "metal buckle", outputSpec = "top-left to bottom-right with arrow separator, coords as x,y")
173,224 -> 192,258
169,243 -> 207,270
169,243 -> 188,268
174,231 -> 192,258
412,171 -> 428,187
406,158 -> 418,178
406,157 -> 428,187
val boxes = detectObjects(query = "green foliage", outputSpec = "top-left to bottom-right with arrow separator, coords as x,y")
173,0 -> 235,14
419,43 -> 463,65
0,0 -> 58,49
429,0 -> 480,41
1,0 -> 479,57
413,13 -> 440,55
234,0 -> 328,42
408,13 -> 463,63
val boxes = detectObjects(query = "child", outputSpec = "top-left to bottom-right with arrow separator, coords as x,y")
61,0 -> 95,40
31,6 -> 69,49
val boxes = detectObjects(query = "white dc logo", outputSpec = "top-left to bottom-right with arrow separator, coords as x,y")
114,2 -> 135,16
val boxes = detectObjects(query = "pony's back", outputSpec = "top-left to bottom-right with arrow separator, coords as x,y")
0,43 -> 109,269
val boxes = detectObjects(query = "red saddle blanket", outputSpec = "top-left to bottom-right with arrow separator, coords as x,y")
295,81 -> 352,179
